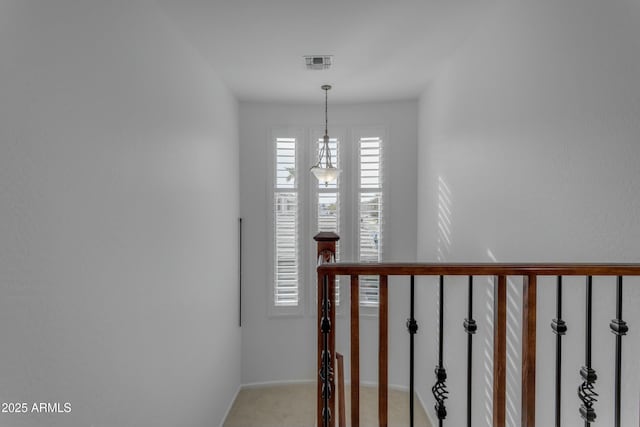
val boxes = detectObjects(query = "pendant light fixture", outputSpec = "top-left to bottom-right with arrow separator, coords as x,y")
311,84 -> 341,186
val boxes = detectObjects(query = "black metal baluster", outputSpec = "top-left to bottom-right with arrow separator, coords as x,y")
432,275 -> 448,426
239,217 -> 242,327
610,276 -> 628,427
551,276 -> 567,427
463,276 -> 477,427
320,274 -> 333,427
579,276 -> 598,426
406,275 -> 418,427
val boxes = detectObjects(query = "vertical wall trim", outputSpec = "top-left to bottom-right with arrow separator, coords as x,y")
239,217 -> 242,327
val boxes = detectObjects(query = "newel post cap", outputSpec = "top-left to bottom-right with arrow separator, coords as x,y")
314,232 -> 340,242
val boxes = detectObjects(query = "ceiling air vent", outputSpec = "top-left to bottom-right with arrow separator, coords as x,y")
304,55 -> 332,70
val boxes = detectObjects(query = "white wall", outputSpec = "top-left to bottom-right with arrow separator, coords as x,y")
0,2 -> 240,427
417,0 -> 640,426
239,101 -> 418,387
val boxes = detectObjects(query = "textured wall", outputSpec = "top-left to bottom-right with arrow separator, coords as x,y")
0,2 -> 240,426
417,0 -> 640,425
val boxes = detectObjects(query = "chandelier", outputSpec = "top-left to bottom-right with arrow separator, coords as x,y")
310,85 -> 341,186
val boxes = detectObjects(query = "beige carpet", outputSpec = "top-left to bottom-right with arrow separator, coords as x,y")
223,383 -> 432,427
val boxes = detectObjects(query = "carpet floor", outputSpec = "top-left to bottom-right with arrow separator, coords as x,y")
223,383 -> 432,427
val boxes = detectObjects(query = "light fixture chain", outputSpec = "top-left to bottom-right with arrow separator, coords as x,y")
325,87 -> 328,136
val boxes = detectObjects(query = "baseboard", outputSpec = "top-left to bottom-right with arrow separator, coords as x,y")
360,380 -> 409,392
241,379 -> 409,391
416,390 -> 436,427
241,379 -> 315,389
218,384 -> 241,427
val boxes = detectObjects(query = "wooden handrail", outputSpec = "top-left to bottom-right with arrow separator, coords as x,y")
318,262 -> 640,276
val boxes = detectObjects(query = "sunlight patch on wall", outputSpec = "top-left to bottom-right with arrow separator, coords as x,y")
436,176 -> 452,262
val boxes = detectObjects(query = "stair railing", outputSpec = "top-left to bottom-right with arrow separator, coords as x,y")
315,234 -> 640,427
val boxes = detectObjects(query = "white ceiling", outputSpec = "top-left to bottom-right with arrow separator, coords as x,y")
157,0 -> 497,103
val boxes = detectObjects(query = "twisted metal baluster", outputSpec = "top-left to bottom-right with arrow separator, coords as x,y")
578,276 -> 598,425
432,275 -> 448,425
432,367 -> 449,422
578,375 -> 598,424
319,274 -> 333,427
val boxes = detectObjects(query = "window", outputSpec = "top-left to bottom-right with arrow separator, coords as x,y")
357,136 -> 383,306
270,129 -> 385,314
273,137 -> 299,307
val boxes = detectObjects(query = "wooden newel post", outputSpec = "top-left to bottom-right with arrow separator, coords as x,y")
315,232 -> 339,427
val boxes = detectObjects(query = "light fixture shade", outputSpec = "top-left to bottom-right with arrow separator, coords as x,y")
310,165 -> 340,185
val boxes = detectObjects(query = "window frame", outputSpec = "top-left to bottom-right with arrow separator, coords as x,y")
351,127 -> 387,314
268,128 -> 306,317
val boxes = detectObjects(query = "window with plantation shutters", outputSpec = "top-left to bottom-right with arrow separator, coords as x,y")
274,137 -> 299,307
358,136 -> 383,306
270,128 -> 386,314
